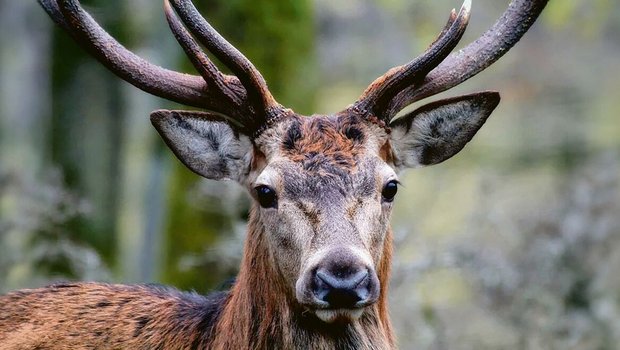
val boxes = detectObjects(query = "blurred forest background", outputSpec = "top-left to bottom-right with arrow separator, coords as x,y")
1,0 -> 619,349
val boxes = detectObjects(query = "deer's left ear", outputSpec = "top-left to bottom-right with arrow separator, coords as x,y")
388,91 -> 500,169
150,110 -> 253,182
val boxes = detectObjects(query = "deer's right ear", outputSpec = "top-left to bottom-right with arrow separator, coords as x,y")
150,110 -> 253,182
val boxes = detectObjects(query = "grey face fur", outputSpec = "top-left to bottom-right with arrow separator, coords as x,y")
249,114 -> 396,322
151,91 -> 500,323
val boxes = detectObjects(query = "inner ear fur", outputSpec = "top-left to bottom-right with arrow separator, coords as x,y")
389,91 -> 500,168
150,110 -> 253,182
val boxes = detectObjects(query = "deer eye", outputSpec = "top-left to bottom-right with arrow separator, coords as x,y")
381,180 -> 398,202
255,185 -> 278,209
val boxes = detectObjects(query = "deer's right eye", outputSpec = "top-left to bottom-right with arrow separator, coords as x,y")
381,180 -> 398,202
255,185 -> 278,209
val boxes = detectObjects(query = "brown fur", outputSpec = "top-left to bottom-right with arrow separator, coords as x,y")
0,283 -> 225,349
282,115 -> 367,171
0,207 -> 395,350
379,140 -> 395,164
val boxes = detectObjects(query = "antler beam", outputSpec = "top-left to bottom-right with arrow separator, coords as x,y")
39,0 -> 228,110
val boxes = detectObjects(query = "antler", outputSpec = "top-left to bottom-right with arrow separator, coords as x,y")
38,0 -> 282,135
353,0 -> 549,123
40,0 -> 548,134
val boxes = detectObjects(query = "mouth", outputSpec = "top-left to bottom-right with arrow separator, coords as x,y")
314,308 -> 365,323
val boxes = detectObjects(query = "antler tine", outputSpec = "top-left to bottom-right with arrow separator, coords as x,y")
388,0 -> 549,115
168,0 -> 280,119
40,0 -> 249,117
163,0 -> 230,96
163,0 -> 253,127
355,0 -> 471,123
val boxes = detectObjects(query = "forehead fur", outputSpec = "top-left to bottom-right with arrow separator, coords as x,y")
256,114 -> 386,168
282,115 -> 366,171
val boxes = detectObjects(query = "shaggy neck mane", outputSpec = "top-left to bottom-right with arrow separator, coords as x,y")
208,206 -> 395,349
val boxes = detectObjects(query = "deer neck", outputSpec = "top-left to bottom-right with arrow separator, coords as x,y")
209,206 -> 395,349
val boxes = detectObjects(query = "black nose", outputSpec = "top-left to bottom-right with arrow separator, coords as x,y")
313,266 -> 371,309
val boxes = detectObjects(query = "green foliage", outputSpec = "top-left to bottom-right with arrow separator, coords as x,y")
544,0 -> 613,37
0,169 -> 110,293
160,165 -> 230,292
49,0 -> 128,268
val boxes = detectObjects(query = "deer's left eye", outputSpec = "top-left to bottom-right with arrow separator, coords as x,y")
255,185 -> 278,209
382,180 -> 398,202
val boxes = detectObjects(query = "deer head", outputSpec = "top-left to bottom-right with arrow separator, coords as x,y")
39,0 -> 547,332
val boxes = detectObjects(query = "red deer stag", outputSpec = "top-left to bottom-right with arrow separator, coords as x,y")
0,0 -> 548,348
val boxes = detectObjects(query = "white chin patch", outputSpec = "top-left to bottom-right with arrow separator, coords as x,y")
315,309 -> 364,323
